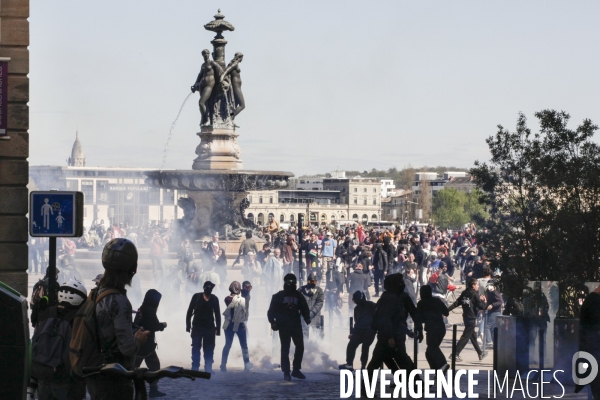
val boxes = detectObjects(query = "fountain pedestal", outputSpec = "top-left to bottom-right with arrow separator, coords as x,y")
193,127 -> 243,170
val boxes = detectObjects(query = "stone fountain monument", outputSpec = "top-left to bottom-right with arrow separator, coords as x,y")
144,10 -> 293,245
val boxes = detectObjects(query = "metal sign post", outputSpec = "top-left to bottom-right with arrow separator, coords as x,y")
298,214 -> 304,284
29,191 -> 84,305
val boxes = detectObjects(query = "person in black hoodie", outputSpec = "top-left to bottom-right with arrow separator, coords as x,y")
417,285 -> 449,371
267,273 -> 311,381
134,289 -> 168,398
339,291 -> 376,371
371,242 -> 388,298
186,281 -> 221,374
448,278 -> 488,361
484,278 -> 503,346
366,274 -> 422,381
578,284 -> 600,397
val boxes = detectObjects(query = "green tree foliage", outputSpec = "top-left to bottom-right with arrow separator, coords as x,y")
471,110 -> 600,317
432,188 -> 487,228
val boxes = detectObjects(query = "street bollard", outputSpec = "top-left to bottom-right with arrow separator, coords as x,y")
413,328 -> 418,369
539,329 -> 544,383
451,325 -> 457,374
493,327 -> 498,371
320,315 -> 324,339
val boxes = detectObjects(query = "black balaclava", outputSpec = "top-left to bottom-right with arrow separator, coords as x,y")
306,273 -> 317,289
142,289 -> 162,309
283,273 -> 297,293
352,290 -> 366,305
420,284 -> 433,299
204,281 -> 215,295
241,280 -> 252,297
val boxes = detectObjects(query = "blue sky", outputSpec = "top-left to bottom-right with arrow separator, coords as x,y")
29,1 -> 600,175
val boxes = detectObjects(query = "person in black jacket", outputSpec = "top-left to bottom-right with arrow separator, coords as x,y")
578,284 -> 600,397
339,291 -> 376,371
348,263 -> 370,314
366,274 -> 422,382
484,278 -> 503,346
325,262 -> 344,328
298,273 -> 324,337
417,285 -> 449,371
372,242 -> 388,298
186,281 -> 221,373
448,278 -> 488,361
267,273 -> 311,381
134,289 -> 168,398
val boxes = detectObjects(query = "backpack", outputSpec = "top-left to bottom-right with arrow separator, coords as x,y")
69,289 -> 119,377
31,308 -> 72,381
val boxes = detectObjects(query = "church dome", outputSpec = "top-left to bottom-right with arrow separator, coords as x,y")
68,131 -> 86,167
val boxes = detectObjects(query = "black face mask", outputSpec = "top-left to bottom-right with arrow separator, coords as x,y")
284,283 -> 297,293
307,282 -> 316,289
204,287 -> 213,295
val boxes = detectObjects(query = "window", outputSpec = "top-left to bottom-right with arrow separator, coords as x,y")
362,214 -> 368,223
331,214 -> 336,221
268,213 -> 274,218
321,213 -> 327,221
257,213 -> 265,225
259,196 -> 263,204
66,180 -> 78,191
363,198 -> 367,205
372,214 -> 378,220
353,188 -> 357,193
269,196 -> 273,204
290,214 -> 295,222
164,189 -> 175,204
353,197 -> 357,205
363,188 -> 367,193
373,188 -> 377,193
340,215 -> 346,219
96,180 -> 109,202
352,214 -> 359,222
280,214 -> 285,223
149,188 -> 160,204
310,213 -> 317,222
249,195 -> 253,203
373,198 -> 377,205
81,180 -> 93,202
247,213 -> 255,222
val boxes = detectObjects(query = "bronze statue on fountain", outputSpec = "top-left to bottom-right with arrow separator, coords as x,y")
144,10 -> 292,244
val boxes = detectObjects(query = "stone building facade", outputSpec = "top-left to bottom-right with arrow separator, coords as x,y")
245,177 -> 382,226
0,0 -> 30,295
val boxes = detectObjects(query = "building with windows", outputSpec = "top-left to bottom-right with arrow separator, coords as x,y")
381,190 -> 415,223
412,171 -> 468,197
29,134 -> 182,228
245,178 -> 381,226
444,176 -> 476,193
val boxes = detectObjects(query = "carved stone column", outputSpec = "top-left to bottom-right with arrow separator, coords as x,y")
193,127 -> 243,170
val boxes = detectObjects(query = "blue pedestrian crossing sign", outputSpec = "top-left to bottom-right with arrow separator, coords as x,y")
29,191 -> 84,237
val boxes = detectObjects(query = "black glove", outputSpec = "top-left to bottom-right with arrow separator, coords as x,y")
305,319 -> 311,325
186,326 -> 190,333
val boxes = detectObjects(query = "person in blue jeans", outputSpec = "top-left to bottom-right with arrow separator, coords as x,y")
220,281 -> 253,371
484,276 -> 503,345
186,281 -> 220,373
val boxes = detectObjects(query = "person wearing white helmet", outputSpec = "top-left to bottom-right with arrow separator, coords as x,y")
33,278 -> 88,400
